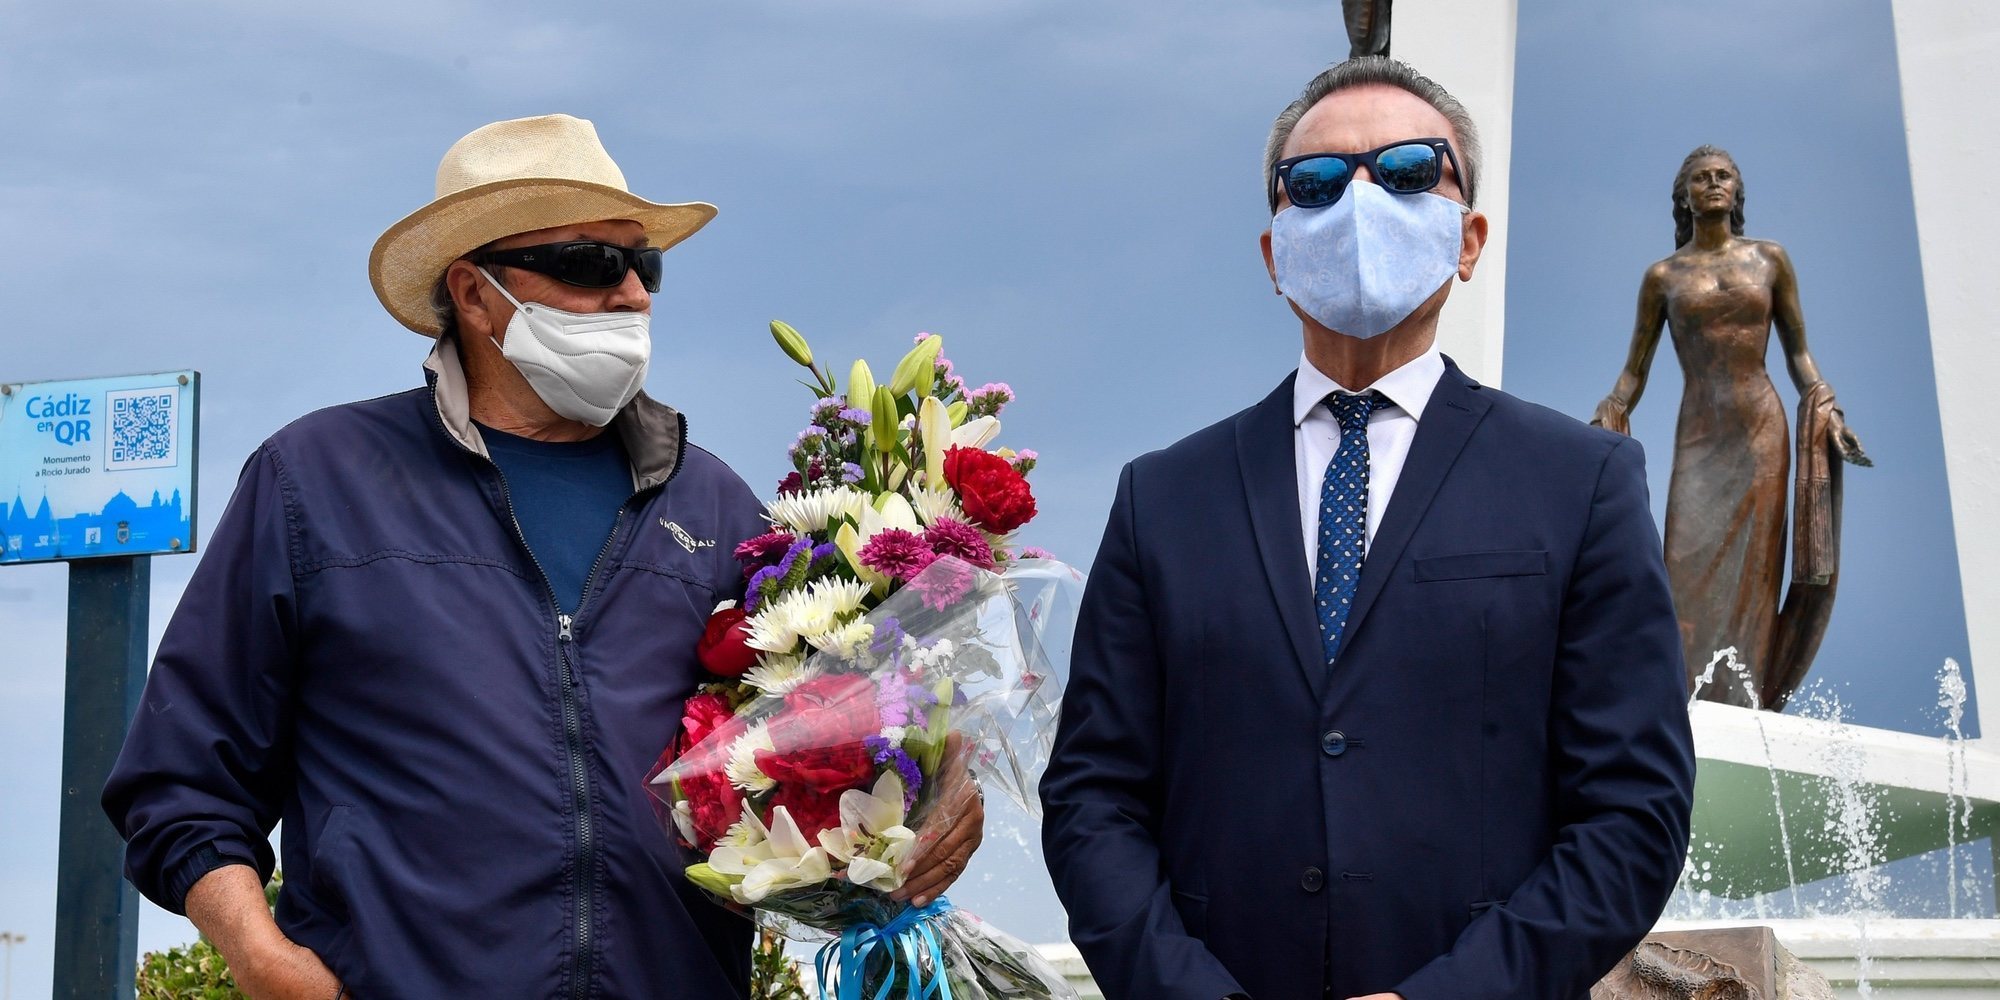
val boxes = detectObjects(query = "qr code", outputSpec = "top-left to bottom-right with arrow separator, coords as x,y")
106,387 -> 180,471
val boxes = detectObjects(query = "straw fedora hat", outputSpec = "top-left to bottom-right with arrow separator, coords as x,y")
370,114 -> 716,336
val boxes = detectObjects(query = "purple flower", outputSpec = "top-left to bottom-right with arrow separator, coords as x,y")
745,536 -> 816,612
859,529 -> 937,582
840,462 -> 865,484
925,518 -> 997,570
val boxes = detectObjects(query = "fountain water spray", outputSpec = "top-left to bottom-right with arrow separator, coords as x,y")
1937,657 -> 1971,919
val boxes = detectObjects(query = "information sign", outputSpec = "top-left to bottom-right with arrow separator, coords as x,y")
0,370 -> 200,564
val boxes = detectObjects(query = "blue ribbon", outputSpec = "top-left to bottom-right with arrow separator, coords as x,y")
815,897 -> 956,1000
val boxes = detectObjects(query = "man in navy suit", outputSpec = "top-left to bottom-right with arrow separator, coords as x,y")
1041,58 -> 1695,1000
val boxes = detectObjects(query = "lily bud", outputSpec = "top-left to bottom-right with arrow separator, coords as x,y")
769,320 -> 814,368
889,336 -> 943,397
848,359 -> 877,409
945,400 -> 968,426
870,387 -> 900,455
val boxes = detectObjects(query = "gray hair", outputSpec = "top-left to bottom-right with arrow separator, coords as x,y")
1263,56 -> 1482,212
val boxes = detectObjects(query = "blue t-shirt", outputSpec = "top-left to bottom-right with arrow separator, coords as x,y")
478,423 -> 633,614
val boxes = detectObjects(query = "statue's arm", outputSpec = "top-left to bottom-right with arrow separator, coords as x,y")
1769,243 -> 1829,390
1592,264 -> 1668,436
1770,244 -> 1870,465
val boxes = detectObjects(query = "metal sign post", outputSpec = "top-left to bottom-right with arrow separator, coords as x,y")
1,371 -> 198,1000
52,557 -> 149,1000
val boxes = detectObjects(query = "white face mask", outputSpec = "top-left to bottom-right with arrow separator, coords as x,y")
1270,182 -> 1468,340
478,267 -> 651,426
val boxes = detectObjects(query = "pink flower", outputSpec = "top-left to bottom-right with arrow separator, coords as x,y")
859,528 -> 937,581
912,557 -> 976,611
924,518 -> 997,570
734,531 -> 799,580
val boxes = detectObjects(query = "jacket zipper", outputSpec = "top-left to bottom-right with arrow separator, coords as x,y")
429,382 -> 689,999
486,467 -> 600,1000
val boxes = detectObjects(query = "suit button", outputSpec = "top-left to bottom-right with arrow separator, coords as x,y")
1320,730 -> 1347,757
1301,867 -> 1325,893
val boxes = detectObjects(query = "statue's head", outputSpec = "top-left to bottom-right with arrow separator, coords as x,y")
1672,145 -> 1746,249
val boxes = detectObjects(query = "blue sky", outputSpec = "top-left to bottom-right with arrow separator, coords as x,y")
0,0 -> 1975,991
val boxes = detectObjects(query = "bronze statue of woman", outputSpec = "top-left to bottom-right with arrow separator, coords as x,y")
1593,145 -> 1869,710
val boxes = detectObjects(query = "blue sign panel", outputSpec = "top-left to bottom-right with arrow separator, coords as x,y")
0,371 -> 200,564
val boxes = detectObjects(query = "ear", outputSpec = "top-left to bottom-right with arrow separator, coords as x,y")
1260,228 -> 1279,291
446,260 -> 506,343
1456,210 -> 1489,282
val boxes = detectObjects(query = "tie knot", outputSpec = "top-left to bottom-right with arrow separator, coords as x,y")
1325,390 -> 1388,432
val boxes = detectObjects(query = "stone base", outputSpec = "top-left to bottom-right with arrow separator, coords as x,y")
1592,927 -> 1836,1000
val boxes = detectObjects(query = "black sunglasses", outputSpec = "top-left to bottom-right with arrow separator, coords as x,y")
1269,137 -> 1463,210
470,240 -> 664,292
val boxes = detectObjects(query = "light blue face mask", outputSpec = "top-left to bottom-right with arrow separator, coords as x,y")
1271,182 -> 1468,340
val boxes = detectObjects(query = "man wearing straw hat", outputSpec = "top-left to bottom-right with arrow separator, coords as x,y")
104,115 -> 982,999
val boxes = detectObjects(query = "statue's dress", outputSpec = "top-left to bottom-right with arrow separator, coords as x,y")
1662,280 -> 1788,705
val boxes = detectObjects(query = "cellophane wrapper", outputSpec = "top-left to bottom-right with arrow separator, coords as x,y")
646,557 -> 1083,999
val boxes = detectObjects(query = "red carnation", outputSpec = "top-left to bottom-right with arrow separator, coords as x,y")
677,765 -> 743,852
755,742 -> 876,798
942,446 -> 1038,534
767,783 -> 847,842
696,607 -> 760,678
675,692 -> 738,757
776,674 -> 881,747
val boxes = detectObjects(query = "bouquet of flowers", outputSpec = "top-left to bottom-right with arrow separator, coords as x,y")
647,324 -> 1081,1000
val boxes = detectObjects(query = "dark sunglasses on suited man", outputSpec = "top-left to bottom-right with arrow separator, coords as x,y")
471,240 -> 665,292
1269,137 -> 1464,210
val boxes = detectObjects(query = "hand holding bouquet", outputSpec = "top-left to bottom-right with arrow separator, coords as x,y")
648,325 -> 1080,1000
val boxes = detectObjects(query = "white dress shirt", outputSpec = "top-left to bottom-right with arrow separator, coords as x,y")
1294,348 -> 1446,582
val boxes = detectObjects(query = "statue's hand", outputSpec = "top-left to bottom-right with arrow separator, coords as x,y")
1590,396 -> 1631,436
1831,408 -> 1872,467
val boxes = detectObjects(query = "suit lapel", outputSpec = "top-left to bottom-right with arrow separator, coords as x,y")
1340,359 -> 1493,653
1234,373 -> 1327,699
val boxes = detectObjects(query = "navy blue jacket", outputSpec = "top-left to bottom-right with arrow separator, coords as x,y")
1041,362 -> 1695,1000
104,340 -> 768,998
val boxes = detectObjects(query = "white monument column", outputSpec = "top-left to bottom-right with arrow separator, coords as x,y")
1890,0 -> 2000,737
1394,0 -> 1519,388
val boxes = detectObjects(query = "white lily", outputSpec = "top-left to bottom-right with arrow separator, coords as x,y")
735,806 -> 834,904
918,396 -> 951,486
818,772 -> 917,892
950,416 -> 1000,450
855,491 -> 922,544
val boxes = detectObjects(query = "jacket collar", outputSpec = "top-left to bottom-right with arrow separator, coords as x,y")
422,334 -> 687,491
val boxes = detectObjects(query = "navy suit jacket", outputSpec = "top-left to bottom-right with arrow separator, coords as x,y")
1041,360 -> 1694,1000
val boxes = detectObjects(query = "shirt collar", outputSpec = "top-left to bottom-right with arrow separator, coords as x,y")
1291,347 -> 1446,427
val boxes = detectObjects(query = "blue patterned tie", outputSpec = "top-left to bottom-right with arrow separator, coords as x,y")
1315,391 -> 1387,666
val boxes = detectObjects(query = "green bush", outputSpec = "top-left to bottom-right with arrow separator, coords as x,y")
136,872 -> 812,998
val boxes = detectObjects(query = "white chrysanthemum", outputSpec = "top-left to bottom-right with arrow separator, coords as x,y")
747,579 -> 873,653
765,487 -> 868,535
807,619 -> 875,658
726,720 -> 777,794
715,814 -> 761,849
741,652 -> 820,696
908,638 -> 958,674
908,487 -> 967,527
